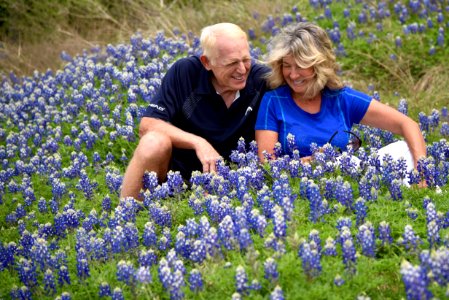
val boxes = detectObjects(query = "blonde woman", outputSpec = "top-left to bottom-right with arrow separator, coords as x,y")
255,22 -> 426,175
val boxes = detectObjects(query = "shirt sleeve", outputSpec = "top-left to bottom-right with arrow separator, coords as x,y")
341,88 -> 372,126
142,58 -> 192,121
255,92 -> 279,132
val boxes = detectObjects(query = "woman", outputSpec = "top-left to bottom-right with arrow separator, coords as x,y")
255,22 -> 426,173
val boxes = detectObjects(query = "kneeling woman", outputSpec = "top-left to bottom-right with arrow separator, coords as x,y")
255,22 -> 426,174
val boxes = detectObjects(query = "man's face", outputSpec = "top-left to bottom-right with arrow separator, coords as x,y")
202,35 -> 251,93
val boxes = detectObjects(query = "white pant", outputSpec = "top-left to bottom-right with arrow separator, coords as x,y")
377,140 -> 414,173
338,141 -> 414,186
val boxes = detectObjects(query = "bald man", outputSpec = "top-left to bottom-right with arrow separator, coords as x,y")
121,23 -> 269,199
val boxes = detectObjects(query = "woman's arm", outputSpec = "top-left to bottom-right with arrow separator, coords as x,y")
360,100 -> 426,168
255,130 -> 279,162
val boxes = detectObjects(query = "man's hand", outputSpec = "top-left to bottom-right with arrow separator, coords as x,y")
194,137 -> 221,173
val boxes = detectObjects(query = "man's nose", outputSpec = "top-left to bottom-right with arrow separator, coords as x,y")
236,61 -> 247,73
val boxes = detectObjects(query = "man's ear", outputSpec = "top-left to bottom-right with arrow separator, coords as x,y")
200,55 -> 212,70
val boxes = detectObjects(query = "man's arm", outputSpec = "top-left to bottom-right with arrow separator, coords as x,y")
139,117 -> 221,173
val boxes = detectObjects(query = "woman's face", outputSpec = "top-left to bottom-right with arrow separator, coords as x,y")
281,55 -> 315,97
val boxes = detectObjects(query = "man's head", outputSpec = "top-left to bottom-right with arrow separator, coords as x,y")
199,23 -> 251,93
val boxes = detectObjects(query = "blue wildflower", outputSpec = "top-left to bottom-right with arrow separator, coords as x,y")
235,265 -> 248,294
264,257 -> 279,283
270,285 -> 285,300
378,221 -> 393,246
43,269 -> 57,295
99,282 -> 112,297
189,269 -> 203,293
400,260 -> 432,300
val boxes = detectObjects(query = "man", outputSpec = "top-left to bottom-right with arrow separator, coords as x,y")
120,23 -> 268,200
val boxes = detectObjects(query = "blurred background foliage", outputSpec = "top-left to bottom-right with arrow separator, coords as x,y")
0,0 -> 448,112
0,0 -> 290,74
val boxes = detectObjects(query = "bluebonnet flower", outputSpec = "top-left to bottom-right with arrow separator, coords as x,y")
249,209 -> 267,237
398,98 -> 408,115
58,265 -> 71,286
270,285 -> 285,300
158,258 -> 173,289
99,282 -> 112,297
442,106 -> 448,118
218,215 -> 236,250
38,197 -> 48,213
43,269 -> 57,295
19,230 -> 34,257
427,220 -> 440,248
149,203 -> 172,228
425,201 -> 438,223
308,229 -> 322,253
233,206 -> 248,234
272,205 -> 287,238
336,217 -> 352,232
139,249 -> 157,267
16,286 -> 32,300
264,257 -> 279,283
238,228 -> 253,250
299,241 -> 322,278
335,180 -> 353,210
105,167 -> 123,195
112,287 -> 125,300
158,227 -> 172,251
76,248 -> 90,280
354,198 -> 367,225
204,227 -> 221,258
342,239 -> 357,274
117,260 -> 135,285
32,237 -> 51,271
425,248 -> 449,286
357,222 -> 376,258
250,279 -> 261,291
167,170 -> 186,195
334,274 -> 345,286
235,265 -> 249,294
135,266 -> 152,284
142,222 -> 157,248
63,208 -> 81,230
400,260 -> 432,300
400,225 -> 421,252
305,181 -> 325,223
16,258 -> 38,287
378,221 -> 393,246
76,170 -> 97,200
189,269 -> 203,293
323,237 -> 337,256
388,178 -> 403,200
419,112 -> 430,132
124,222 -> 139,250
441,122 -> 449,136
188,192 -> 204,215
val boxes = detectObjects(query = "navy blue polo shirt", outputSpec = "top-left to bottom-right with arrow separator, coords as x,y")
143,56 -> 269,178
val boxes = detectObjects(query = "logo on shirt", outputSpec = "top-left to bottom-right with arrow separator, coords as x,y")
149,103 -> 165,111
245,106 -> 253,116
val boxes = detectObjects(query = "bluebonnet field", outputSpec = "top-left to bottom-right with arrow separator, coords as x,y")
1,0 -> 449,299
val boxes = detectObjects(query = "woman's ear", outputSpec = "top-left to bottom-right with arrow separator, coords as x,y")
200,55 -> 212,71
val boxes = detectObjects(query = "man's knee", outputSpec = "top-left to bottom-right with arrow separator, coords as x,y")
135,131 -> 172,162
